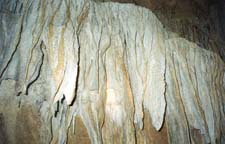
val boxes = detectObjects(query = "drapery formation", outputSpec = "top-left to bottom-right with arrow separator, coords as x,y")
0,0 -> 224,143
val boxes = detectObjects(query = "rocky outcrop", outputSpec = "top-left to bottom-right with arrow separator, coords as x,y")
0,0 -> 224,143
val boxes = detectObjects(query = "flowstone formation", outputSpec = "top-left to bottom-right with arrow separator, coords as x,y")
0,0 -> 224,143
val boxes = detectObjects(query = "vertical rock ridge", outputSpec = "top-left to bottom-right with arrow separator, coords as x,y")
0,0 -> 224,143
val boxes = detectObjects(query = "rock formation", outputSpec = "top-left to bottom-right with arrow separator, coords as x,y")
0,0 -> 224,143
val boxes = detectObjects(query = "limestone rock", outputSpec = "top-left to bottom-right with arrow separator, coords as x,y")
0,0 -> 224,143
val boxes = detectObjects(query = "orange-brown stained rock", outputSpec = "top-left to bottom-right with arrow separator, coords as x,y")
67,116 -> 91,144
102,119 -> 124,144
136,110 -> 168,144
15,106 -> 42,144
190,128 -> 205,144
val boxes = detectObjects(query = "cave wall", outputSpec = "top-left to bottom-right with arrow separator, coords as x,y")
0,0 -> 224,144
99,0 -> 225,60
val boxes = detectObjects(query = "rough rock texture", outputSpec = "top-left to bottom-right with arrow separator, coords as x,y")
0,0 -> 224,144
101,0 -> 225,61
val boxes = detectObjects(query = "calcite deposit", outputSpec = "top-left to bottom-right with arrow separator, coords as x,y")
0,0 -> 224,143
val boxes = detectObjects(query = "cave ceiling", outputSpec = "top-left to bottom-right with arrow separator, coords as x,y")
99,0 -> 219,12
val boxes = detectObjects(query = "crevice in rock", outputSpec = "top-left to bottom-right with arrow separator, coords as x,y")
70,2 -> 89,106
171,52 -> 192,144
70,34 -> 81,106
25,41 -> 45,95
0,14 -> 24,85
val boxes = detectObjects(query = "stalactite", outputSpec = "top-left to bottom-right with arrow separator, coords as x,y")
0,0 -> 224,143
